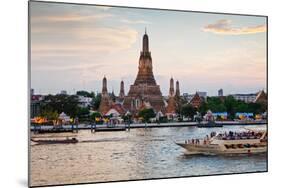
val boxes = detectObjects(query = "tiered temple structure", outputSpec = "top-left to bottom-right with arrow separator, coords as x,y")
166,77 -> 177,114
175,80 -> 180,97
99,76 -> 112,115
119,80 -> 125,99
123,30 -> 165,113
166,78 -> 182,115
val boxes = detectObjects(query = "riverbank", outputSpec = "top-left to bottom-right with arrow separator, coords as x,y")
30,121 -> 267,132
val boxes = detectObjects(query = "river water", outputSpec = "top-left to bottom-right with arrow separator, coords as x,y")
30,125 -> 267,187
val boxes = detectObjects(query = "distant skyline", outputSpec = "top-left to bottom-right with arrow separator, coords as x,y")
30,2 -> 267,96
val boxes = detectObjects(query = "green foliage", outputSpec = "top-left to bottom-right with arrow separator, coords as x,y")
198,101 -> 208,116
90,112 -> 102,120
41,94 -> 80,118
92,93 -> 102,110
76,90 -> 95,98
181,104 -> 196,120
138,108 -> 156,122
40,109 -> 59,120
90,112 -> 103,124
77,107 -> 90,119
179,96 -> 267,120
206,97 -> 226,112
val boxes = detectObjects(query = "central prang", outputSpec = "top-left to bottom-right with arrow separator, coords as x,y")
123,30 -> 165,113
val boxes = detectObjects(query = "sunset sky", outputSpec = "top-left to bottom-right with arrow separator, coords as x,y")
30,1 -> 267,96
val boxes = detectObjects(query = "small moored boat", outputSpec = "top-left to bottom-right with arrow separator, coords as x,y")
31,137 -> 78,144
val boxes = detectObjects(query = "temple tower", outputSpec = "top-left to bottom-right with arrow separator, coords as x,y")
102,76 -> 108,96
99,76 -> 112,115
169,77 -> 175,97
175,80 -> 180,97
123,29 -> 165,113
166,78 -> 177,114
119,80 -> 125,99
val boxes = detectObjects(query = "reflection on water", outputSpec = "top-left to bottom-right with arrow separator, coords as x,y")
30,125 -> 267,187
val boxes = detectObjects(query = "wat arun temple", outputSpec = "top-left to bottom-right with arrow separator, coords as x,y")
99,30 -> 180,116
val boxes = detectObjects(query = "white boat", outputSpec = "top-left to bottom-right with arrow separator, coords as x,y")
176,129 -> 267,155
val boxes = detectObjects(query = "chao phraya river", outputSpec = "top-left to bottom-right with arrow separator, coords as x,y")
30,124 -> 267,187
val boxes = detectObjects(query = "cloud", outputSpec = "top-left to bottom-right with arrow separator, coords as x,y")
203,19 -> 266,35
31,26 -> 138,56
31,13 -> 112,23
120,19 -> 151,24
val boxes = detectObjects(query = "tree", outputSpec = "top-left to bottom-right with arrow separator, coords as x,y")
76,90 -> 91,97
138,108 -> 156,123
77,107 -> 90,119
198,101 -> 208,115
90,112 -> 102,124
206,97 -> 226,113
41,94 -> 80,118
90,111 -> 101,118
181,104 -> 196,120
223,96 -> 237,119
40,109 -> 59,120
92,93 -> 102,110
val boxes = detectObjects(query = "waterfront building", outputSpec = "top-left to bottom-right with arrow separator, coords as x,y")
123,30 -> 165,114
190,92 -> 203,108
31,100 -> 41,118
254,90 -> 267,104
197,91 -> 207,100
185,91 -> 207,103
30,90 -> 44,118
218,88 -> 223,96
105,103 -> 126,117
78,95 -> 92,108
231,93 -> 257,103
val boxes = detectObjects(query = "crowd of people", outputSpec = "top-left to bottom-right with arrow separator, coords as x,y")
217,131 -> 263,140
185,130 -> 264,145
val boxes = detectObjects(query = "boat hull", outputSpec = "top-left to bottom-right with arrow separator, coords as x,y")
176,143 -> 266,155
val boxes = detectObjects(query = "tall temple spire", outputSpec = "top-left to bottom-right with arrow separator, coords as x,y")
169,77 -> 174,97
123,29 -> 165,113
102,76 -> 108,95
99,76 -> 112,115
134,28 -> 155,85
142,28 -> 149,52
119,80 -> 125,98
175,80 -> 180,96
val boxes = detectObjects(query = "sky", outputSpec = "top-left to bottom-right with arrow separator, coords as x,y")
30,1 -> 267,96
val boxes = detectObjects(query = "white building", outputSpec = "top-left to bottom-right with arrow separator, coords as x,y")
78,96 -> 92,108
231,93 -> 257,103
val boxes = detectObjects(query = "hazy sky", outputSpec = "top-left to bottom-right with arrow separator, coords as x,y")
30,1 -> 267,96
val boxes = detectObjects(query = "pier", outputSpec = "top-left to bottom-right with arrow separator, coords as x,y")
30,121 -> 266,133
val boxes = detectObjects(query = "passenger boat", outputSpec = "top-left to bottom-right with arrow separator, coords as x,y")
176,129 -> 267,155
31,137 -> 78,144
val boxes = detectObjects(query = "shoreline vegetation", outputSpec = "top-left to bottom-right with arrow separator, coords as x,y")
31,93 -> 267,127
